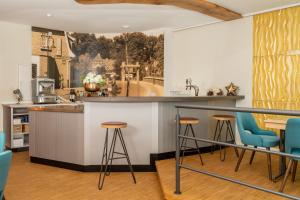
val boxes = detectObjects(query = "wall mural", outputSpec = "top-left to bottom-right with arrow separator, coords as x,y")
32,27 -> 164,97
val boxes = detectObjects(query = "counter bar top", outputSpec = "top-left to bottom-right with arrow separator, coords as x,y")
29,105 -> 84,113
82,96 -> 244,103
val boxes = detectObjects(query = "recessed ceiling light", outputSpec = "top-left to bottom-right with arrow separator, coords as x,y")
122,25 -> 130,29
46,13 -> 52,17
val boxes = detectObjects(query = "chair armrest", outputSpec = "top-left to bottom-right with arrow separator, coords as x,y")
256,130 -> 277,136
241,130 -> 263,146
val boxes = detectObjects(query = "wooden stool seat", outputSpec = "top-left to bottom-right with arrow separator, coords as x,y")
180,117 -> 199,125
101,122 -> 127,129
213,115 -> 235,121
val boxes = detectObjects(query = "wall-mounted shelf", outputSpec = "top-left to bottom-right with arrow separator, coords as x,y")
13,113 -> 29,116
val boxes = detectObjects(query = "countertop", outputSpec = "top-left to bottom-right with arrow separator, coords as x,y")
82,96 -> 244,103
29,105 -> 84,113
2,103 -> 82,108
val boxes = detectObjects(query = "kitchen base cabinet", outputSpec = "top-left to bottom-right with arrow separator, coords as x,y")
29,111 -> 84,165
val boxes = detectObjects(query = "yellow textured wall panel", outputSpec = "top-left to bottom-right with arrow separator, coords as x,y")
254,6 -> 300,57
253,6 -> 300,129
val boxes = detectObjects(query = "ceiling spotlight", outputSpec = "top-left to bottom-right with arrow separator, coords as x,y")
122,25 -> 130,29
46,13 -> 52,17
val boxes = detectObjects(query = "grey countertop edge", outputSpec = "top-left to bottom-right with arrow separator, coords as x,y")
29,109 -> 84,114
82,96 -> 245,103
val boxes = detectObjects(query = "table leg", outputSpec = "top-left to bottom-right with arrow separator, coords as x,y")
274,129 -> 286,181
280,129 -> 286,173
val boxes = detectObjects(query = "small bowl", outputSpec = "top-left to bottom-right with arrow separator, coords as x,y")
84,83 -> 100,92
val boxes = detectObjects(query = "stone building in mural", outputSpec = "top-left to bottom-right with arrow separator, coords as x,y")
32,28 -> 71,89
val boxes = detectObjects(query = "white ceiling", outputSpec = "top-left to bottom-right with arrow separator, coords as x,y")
0,0 -> 299,33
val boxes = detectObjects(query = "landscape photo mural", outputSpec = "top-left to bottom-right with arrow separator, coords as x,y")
31,27 -> 164,97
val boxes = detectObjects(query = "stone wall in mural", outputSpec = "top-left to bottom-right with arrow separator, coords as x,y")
32,27 -> 164,97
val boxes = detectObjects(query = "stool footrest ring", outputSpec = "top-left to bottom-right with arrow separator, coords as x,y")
111,156 -> 127,160
114,152 -> 126,155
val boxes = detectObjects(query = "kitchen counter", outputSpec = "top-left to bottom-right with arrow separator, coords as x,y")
29,95 -> 244,171
82,96 -> 244,102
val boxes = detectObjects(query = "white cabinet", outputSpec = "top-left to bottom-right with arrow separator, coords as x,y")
3,104 -> 31,150
29,111 -> 84,165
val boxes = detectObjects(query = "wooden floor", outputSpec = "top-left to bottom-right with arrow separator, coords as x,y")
5,152 -> 164,200
5,149 -> 300,200
156,148 -> 300,200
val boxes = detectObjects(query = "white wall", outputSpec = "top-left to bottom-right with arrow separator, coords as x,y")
165,17 -> 253,107
0,21 -> 32,131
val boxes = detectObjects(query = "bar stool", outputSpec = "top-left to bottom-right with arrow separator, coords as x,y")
211,115 -> 239,161
179,117 -> 204,165
98,122 -> 136,190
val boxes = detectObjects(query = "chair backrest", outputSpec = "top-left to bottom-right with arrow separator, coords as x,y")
236,112 -> 261,145
236,112 -> 260,133
0,132 -> 5,152
285,118 -> 300,154
0,151 -> 12,199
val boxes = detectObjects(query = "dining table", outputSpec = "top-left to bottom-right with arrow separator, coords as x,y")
264,119 -> 287,181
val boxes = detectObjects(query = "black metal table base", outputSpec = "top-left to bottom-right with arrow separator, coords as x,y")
273,129 -> 287,182
98,128 -> 136,190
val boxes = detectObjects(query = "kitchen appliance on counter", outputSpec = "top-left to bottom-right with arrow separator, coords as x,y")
32,78 -> 57,104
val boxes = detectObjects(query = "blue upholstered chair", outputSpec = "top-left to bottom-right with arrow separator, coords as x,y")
279,118 -> 300,192
235,112 -> 280,180
0,133 -> 4,152
0,132 -> 12,200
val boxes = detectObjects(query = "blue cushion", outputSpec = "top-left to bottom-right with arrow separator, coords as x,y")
256,130 -> 277,137
260,135 -> 280,147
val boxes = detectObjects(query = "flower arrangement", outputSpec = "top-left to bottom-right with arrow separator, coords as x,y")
83,72 -> 105,85
83,72 -> 106,92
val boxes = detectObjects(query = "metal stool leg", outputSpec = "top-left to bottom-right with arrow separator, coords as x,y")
220,124 -> 230,161
98,129 -> 118,190
180,125 -> 189,164
216,121 -> 225,161
98,128 -> 108,190
189,124 -> 204,165
117,128 -> 136,184
106,129 -> 118,176
211,120 -> 220,154
227,120 -> 239,158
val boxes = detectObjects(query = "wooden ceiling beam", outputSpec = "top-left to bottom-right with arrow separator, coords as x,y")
75,0 -> 242,21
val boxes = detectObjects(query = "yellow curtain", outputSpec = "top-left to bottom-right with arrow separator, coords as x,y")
253,6 -> 300,129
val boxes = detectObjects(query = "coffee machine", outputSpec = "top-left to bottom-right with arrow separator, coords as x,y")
32,78 -> 57,104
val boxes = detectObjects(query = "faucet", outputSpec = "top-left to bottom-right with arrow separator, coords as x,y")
186,78 -> 199,96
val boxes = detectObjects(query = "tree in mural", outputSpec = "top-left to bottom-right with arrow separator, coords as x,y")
71,33 -> 99,58
69,32 -> 164,87
97,36 -> 113,59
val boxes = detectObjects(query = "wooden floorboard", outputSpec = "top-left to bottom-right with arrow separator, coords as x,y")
156,148 -> 300,200
5,151 -> 164,200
